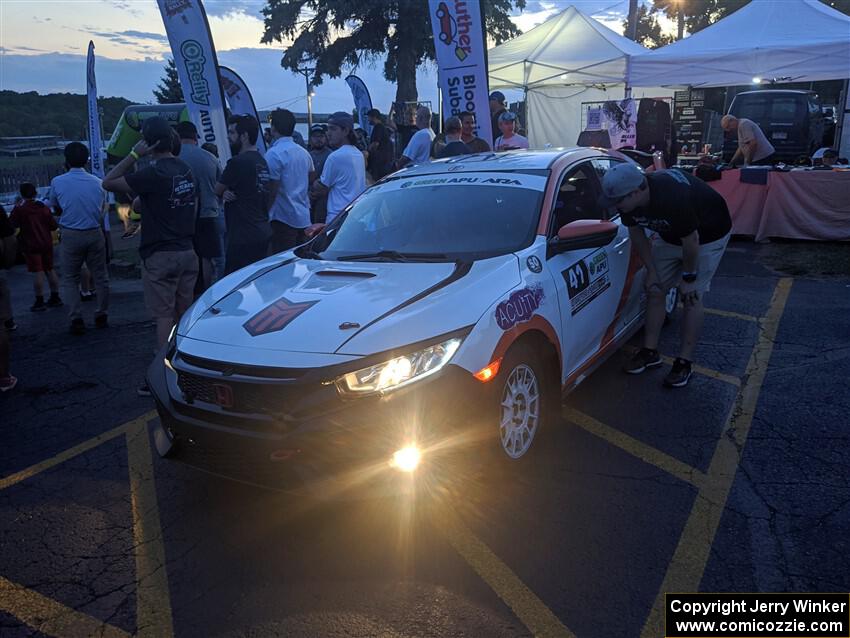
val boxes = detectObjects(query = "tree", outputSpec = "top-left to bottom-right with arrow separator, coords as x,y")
651,0 -> 849,40
622,4 -> 673,49
153,58 -> 183,104
260,0 -> 525,104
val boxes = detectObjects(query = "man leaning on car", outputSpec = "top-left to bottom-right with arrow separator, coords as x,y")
600,163 -> 732,388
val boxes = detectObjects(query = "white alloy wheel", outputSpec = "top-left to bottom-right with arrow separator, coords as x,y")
665,286 -> 679,315
499,363 -> 541,459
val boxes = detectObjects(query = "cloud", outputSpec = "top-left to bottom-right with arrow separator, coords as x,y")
0,48 -> 439,117
119,30 -> 168,42
202,0 -> 266,18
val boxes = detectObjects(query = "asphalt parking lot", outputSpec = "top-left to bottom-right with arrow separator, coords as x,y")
1,241 -> 848,637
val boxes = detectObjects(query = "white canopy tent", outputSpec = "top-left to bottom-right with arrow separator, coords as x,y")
488,5 -> 672,148
628,0 -> 850,87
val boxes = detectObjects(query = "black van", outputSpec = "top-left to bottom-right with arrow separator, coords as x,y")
722,90 -> 825,163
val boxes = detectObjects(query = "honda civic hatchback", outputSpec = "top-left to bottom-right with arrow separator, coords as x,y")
148,149 -> 663,488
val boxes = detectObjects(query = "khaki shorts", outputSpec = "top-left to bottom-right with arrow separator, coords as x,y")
652,233 -> 730,294
142,249 -> 198,320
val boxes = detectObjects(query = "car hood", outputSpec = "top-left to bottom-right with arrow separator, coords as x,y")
182,255 -> 516,356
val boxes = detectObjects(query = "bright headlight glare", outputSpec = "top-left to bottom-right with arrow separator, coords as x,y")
338,337 -> 462,395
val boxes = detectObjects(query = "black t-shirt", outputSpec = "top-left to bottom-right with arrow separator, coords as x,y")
125,157 -> 196,259
621,169 -> 732,245
368,122 -> 394,172
220,150 -> 271,246
436,140 -> 472,159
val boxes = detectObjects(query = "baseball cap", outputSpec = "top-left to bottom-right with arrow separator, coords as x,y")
498,111 -> 518,123
310,123 -> 327,135
489,90 -> 506,103
599,162 -> 645,206
327,111 -> 354,130
141,116 -> 173,149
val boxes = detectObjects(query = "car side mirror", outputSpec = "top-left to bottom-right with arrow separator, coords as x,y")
547,220 -> 618,257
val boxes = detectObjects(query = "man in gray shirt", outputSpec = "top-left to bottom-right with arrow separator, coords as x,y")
176,121 -> 222,291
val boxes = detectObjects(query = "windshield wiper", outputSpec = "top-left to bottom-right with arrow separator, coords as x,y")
337,250 -> 450,263
295,245 -> 324,260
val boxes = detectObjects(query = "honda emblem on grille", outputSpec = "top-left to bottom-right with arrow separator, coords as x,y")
212,383 -> 234,409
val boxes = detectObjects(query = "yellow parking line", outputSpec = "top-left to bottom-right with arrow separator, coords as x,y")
660,355 -> 742,388
438,513 -> 575,638
622,346 -> 741,388
704,307 -> 759,323
563,407 -> 706,489
0,575 -> 132,638
127,417 -> 175,638
0,411 -> 156,492
640,278 -> 792,638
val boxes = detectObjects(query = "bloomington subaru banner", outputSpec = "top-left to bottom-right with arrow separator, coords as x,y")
219,65 -> 266,154
428,0 -> 492,144
157,0 -> 230,164
345,75 -> 374,138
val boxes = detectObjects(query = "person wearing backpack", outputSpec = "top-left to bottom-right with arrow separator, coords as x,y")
10,183 -> 62,312
0,204 -> 17,392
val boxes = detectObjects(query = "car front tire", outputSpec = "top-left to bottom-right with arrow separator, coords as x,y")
495,344 -> 550,460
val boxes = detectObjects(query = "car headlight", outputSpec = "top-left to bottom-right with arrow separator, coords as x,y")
336,338 -> 462,396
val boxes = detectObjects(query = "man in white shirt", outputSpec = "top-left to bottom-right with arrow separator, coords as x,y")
312,112 -> 366,225
49,142 -> 109,334
397,106 -> 435,169
265,109 -> 314,252
721,115 -> 776,166
494,111 -> 529,151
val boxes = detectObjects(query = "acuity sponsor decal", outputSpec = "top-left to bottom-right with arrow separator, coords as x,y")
563,248 -> 610,315
495,285 -> 544,330
243,297 -> 317,336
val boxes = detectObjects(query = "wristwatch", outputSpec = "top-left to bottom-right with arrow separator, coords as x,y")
682,271 -> 697,283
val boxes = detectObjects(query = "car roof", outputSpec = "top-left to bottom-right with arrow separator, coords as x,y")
396,147 -> 608,176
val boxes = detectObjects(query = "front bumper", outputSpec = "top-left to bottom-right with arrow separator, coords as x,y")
147,345 -> 490,491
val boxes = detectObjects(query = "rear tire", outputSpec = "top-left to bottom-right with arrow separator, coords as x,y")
664,286 -> 679,324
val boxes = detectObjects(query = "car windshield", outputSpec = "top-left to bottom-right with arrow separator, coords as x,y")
312,171 -> 548,262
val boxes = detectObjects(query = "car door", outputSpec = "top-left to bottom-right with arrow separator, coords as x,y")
546,159 -> 631,379
590,157 -> 647,334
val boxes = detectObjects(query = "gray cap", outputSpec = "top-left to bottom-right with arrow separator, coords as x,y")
599,162 -> 645,206
327,111 -> 354,131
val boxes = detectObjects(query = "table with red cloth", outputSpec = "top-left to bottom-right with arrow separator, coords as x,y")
707,169 -> 850,242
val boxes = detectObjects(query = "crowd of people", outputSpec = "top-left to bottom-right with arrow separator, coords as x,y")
0,101 -> 529,394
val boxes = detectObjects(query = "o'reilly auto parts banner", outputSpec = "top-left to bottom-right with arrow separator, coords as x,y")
86,41 -> 105,179
345,75 -> 374,139
219,65 -> 266,154
157,0 -> 230,164
428,0 -> 492,144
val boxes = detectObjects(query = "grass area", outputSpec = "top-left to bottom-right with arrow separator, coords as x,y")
758,241 -> 850,278
0,155 -> 64,169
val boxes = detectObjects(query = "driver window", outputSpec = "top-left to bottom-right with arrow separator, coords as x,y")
591,158 -> 625,220
550,162 -> 603,236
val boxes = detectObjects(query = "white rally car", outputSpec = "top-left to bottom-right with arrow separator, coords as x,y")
148,149 -> 669,483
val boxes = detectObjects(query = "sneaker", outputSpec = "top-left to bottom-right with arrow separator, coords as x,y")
4,319 -> 17,332
95,314 -> 108,329
30,298 -> 46,312
47,294 -> 63,308
663,358 -> 693,388
0,375 -> 17,392
623,347 -> 662,374
137,383 -> 152,397
70,318 -> 86,335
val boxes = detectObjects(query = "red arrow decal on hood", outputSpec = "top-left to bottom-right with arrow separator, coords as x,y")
243,297 -> 318,337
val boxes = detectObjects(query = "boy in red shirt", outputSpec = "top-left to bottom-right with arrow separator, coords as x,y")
10,183 -> 62,311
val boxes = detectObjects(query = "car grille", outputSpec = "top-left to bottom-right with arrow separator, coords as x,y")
176,370 -> 302,416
